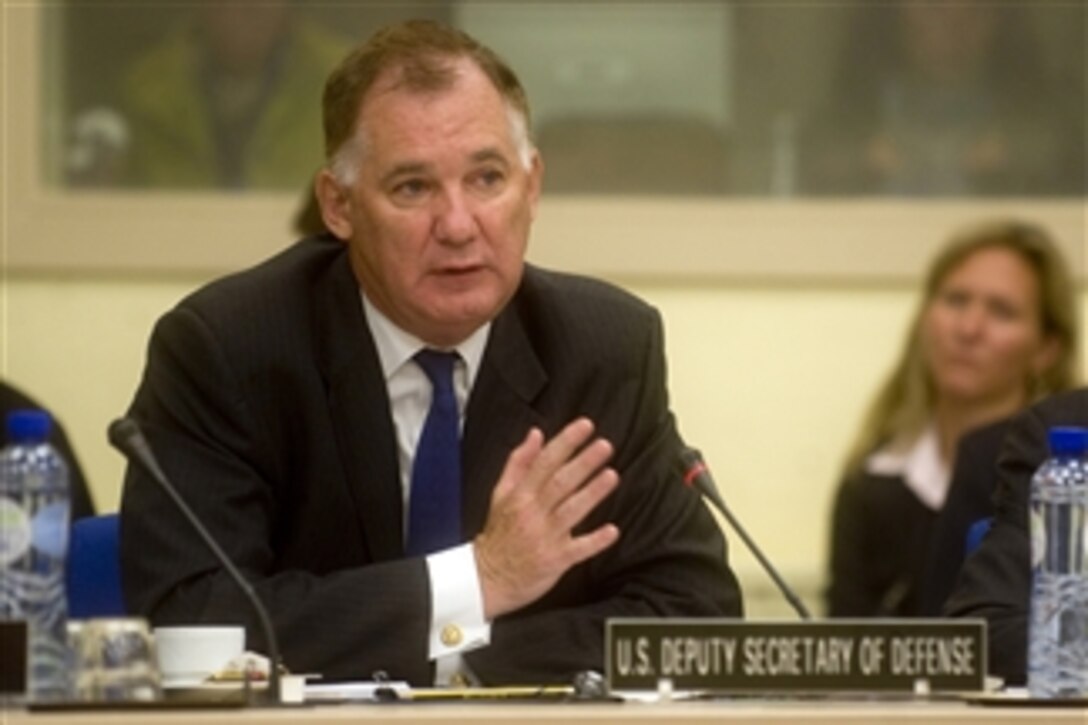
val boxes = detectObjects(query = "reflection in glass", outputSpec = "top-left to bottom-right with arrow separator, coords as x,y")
797,2 -> 1085,197
45,1 -> 1085,197
460,3 -> 733,195
52,2 -> 448,191
115,4 -> 344,190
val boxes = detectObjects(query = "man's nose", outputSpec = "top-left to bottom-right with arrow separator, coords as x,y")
433,189 -> 477,245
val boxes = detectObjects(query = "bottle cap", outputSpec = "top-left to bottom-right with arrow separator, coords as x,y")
5,409 -> 53,443
1048,427 -> 1088,457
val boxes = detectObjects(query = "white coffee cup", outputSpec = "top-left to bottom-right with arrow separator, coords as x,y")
153,626 -> 245,687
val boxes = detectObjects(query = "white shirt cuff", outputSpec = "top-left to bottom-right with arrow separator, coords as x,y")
426,543 -> 490,660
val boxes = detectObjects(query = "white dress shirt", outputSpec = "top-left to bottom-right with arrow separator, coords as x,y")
361,292 -> 491,684
865,423 -> 951,511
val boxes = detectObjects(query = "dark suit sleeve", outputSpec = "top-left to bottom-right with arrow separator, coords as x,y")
121,306 -> 434,684
466,308 -> 742,684
943,407 -> 1045,685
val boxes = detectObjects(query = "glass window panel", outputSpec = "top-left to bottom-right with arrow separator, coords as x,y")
459,3 -> 734,195
784,2 -> 1086,197
46,2 -> 451,191
42,1 -> 1085,198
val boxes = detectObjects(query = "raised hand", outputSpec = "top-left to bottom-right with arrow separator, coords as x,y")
474,418 -> 621,620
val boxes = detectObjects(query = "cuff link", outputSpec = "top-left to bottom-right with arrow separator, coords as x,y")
440,623 -> 464,647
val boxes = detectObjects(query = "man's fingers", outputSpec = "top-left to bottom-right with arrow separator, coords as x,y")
524,418 -> 596,489
494,427 -> 544,497
539,437 -> 614,510
477,417 -> 622,620
552,466 -> 620,530
564,523 -> 621,568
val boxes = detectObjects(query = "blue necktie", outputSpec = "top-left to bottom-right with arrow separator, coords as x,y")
406,349 -> 462,556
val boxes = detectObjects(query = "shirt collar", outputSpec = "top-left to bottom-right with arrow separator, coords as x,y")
865,423 -> 950,510
360,291 -> 490,387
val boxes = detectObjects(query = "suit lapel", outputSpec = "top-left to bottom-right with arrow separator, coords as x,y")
315,253 -> 404,562
462,297 -> 548,538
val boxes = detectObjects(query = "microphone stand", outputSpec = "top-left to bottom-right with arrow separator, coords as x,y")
109,418 -> 283,705
682,448 -> 812,620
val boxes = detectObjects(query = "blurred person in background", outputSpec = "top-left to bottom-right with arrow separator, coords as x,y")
117,3 -> 347,189
826,220 -> 1078,617
1,379 -> 95,520
800,2 -> 1084,196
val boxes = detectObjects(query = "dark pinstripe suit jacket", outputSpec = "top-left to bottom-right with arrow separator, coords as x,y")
945,388 -> 1088,684
120,235 -> 741,685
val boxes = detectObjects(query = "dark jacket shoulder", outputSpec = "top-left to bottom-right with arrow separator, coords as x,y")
177,235 -> 347,317
513,265 -> 660,365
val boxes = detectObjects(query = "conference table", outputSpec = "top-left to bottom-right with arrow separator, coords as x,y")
7,698 -> 1088,724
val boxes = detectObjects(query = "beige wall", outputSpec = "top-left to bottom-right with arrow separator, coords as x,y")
4,274 -> 1086,617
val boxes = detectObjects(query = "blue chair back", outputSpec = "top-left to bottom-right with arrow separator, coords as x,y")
964,517 -> 993,557
67,513 -> 125,618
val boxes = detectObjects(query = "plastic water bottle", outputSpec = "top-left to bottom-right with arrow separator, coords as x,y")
0,410 -> 72,701
1028,426 -> 1088,698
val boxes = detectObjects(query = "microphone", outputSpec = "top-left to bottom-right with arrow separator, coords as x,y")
571,670 -> 610,700
681,447 -> 812,620
108,418 -> 283,705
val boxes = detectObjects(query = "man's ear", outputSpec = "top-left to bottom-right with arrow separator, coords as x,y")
527,150 -> 544,221
315,169 -> 354,240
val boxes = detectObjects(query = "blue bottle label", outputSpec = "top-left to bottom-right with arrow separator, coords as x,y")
31,502 -> 69,559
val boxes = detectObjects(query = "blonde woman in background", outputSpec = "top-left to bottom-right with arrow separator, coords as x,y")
827,220 -> 1078,617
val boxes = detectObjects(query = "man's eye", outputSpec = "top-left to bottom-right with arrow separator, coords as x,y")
392,179 -> 429,199
473,169 -> 505,190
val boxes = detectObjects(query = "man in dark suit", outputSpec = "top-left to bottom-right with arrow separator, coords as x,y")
120,20 -> 741,686
945,387 -> 1088,684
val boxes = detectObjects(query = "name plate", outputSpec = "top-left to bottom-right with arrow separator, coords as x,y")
605,618 -> 986,693
0,620 -> 28,695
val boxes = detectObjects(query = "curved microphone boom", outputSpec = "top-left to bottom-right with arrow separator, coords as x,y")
681,447 -> 812,620
108,418 -> 283,705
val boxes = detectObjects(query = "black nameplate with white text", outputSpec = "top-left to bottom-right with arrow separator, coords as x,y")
0,620 -> 28,695
605,619 -> 986,693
